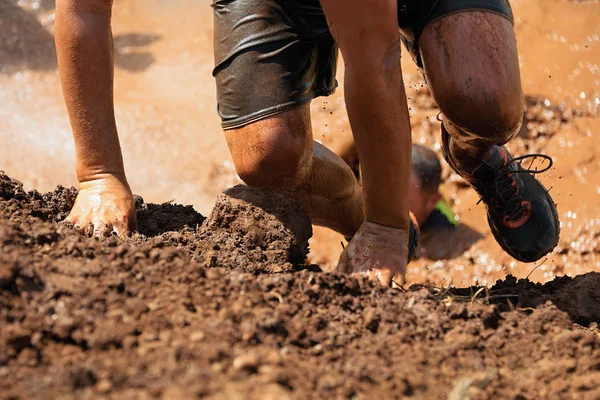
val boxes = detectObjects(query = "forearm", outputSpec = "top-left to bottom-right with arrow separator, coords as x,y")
55,0 -> 125,183
344,51 -> 412,229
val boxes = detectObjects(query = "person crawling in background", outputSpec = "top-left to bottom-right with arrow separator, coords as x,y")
409,144 -> 482,260
409,144 -> 457,232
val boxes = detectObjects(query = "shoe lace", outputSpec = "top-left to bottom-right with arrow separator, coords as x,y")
476,154 -> 553,221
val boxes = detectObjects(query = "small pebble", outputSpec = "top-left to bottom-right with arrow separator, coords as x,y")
189,331 -> 205,342
232,354 -> 260,372
96,379 -> 113,393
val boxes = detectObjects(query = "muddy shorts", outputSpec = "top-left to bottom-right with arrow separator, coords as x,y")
212,0 -> 514,130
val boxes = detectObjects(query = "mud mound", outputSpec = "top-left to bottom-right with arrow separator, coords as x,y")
445,273 -> 600,325
195,186 -> 313,274
1,173 -> 600,399
0,172 -> 77,224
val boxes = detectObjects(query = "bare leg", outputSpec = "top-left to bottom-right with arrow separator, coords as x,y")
328,131 -> 360,173
419,11 -> 524,168
225,105 -> 364,238
418,11 -> 559,262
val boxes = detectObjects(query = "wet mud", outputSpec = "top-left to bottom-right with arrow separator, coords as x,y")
2,172 -> 600,399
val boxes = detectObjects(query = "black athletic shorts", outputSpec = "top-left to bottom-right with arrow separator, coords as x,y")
212,0 -> 514,129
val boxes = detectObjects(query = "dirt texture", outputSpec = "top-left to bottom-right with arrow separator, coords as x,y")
194,186 -> 313,274
2,172 -> 600,400
2,0 -> 600,398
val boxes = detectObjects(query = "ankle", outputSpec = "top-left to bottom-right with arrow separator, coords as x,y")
448,137 -> 493,172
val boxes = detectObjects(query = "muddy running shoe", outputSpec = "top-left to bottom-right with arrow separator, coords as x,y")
345,213 -> 419,263
442,132 -> 559,262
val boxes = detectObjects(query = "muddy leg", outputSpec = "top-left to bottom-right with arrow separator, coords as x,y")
225,105 -> 364,238
419,11 -> 560,263
419,11 -> 524,168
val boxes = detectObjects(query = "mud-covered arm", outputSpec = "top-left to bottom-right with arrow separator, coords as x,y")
319,0 -> 411,230
321,0 -> 413,286
55,0 -> 136,237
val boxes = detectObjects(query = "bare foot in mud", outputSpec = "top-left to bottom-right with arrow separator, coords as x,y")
337,221 -> 409,287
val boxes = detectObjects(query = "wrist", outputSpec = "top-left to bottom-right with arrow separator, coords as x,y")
76,164 -> 126,184
364,211 -> 410,230
363,219 -> 410,234
77,170 -> 130,188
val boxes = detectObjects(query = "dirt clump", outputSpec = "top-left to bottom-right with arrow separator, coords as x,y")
447,272 -> 600,325
194,185 -> 313,274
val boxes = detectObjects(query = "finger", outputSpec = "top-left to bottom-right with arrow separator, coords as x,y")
83,223 -> 95,237
60,218 -> 75,228
391,272 -> 406,289
336,249 -> 351,274
351,269 -> 383,286
93,222 -> 113,238
350,271 -> 375,288
375,268 -> 394,287
112,219 -> 130,239
112,225 -> 122,238
368,270 -> 385,285
72,222 -> 83,234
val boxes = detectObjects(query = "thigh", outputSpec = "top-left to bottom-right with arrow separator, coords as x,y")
212,0 -> 337,130
418,10 -> 523,134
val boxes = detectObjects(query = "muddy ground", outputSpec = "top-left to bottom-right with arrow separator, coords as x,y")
2,173 -> 600,399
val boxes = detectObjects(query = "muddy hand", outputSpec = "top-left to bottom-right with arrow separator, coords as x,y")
337,220 -> 409,287
66,173 -> 137,238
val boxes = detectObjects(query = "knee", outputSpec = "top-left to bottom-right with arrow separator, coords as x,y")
226,117 -> 311,189
436,79 -> 524,145
420,11 -> 524,144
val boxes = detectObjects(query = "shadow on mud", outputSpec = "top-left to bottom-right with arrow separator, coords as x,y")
440,272 -> 600,326
0,1 -> 161,74
0,1 -> 57,73
416,223 -> 484,261
113,33 -> 162,72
